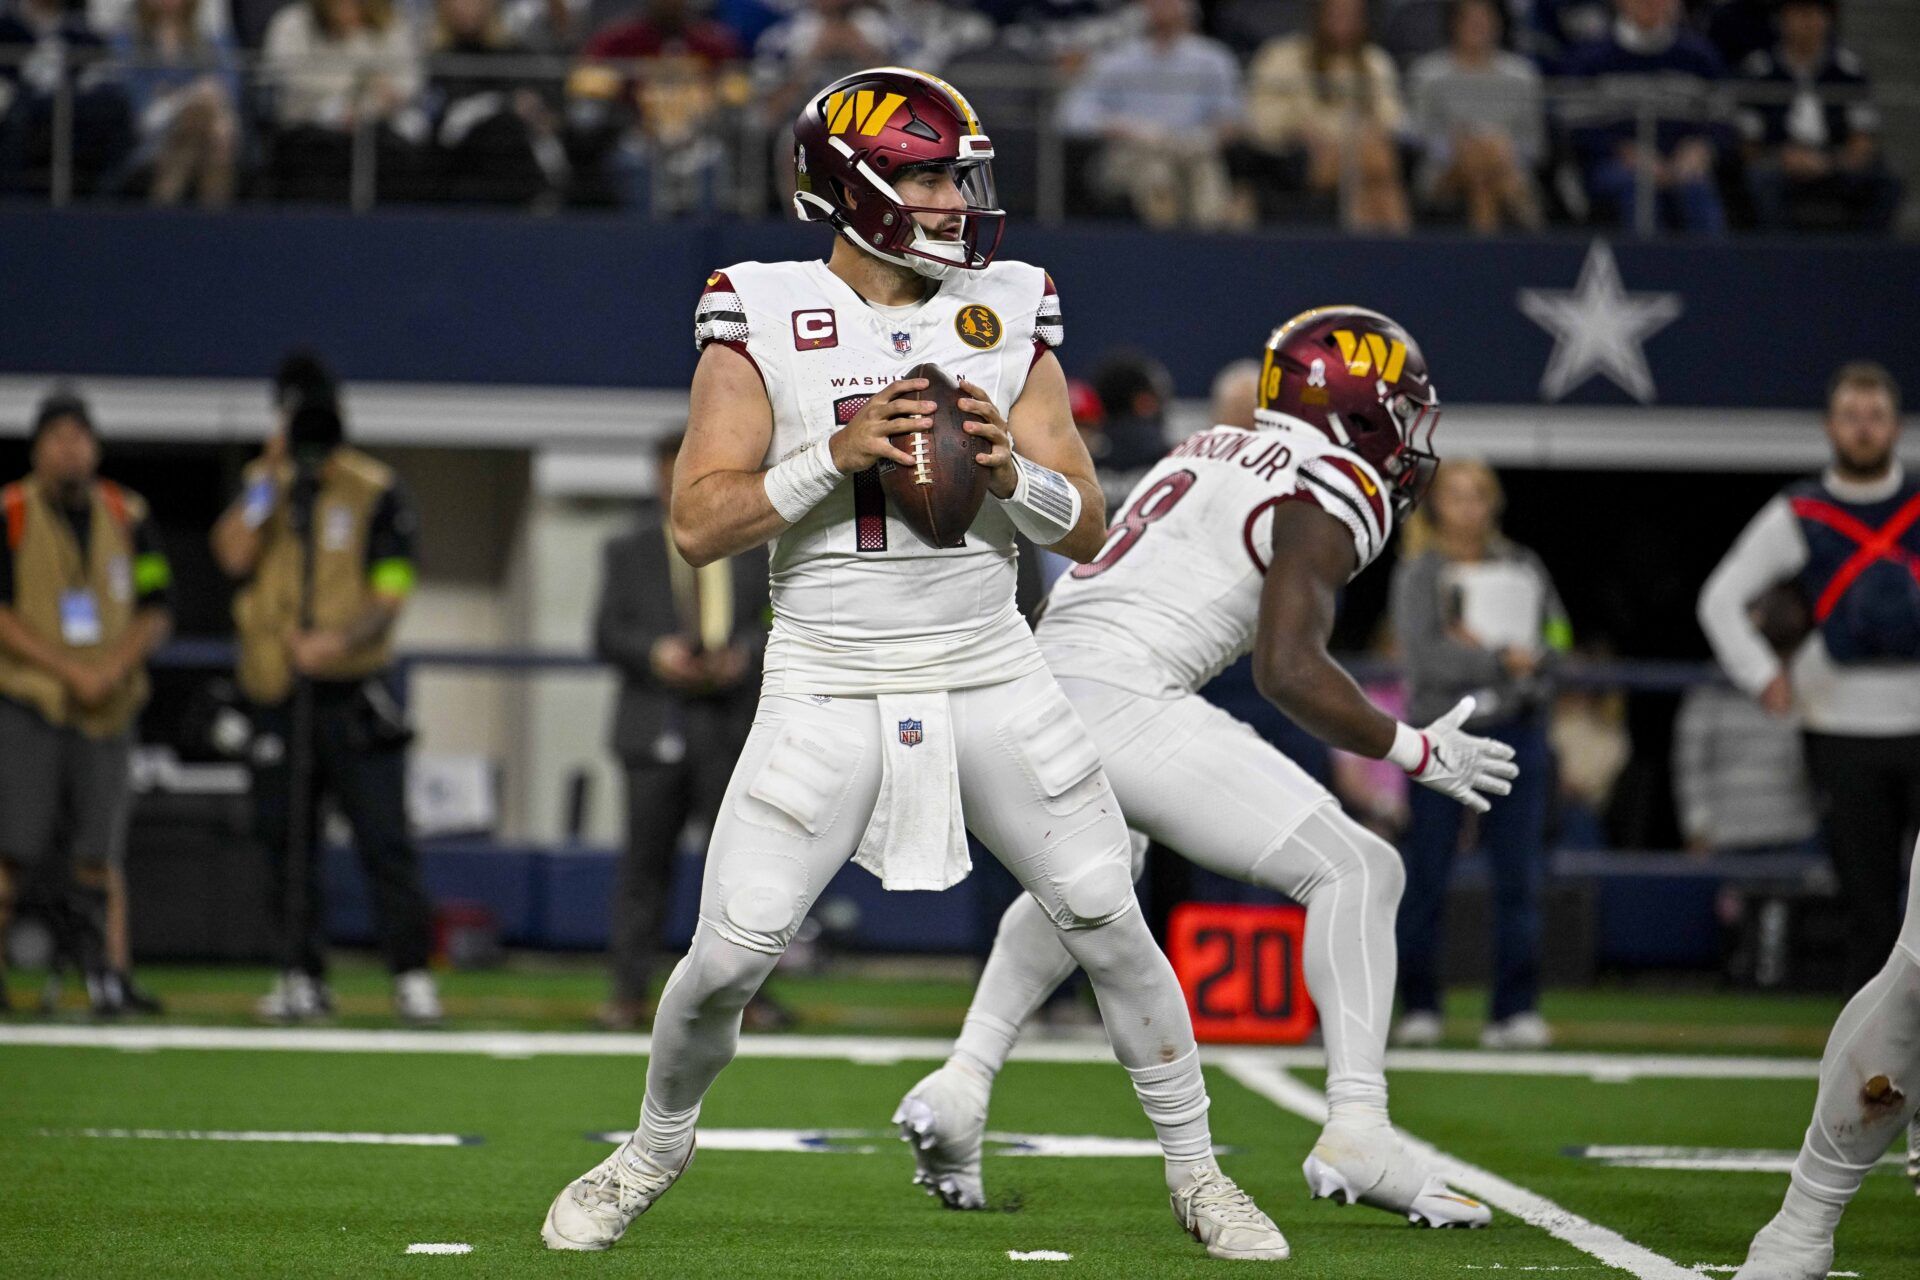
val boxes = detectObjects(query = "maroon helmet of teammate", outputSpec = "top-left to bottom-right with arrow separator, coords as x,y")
1256,305 -> 1441,516
791,67 -> 1003,281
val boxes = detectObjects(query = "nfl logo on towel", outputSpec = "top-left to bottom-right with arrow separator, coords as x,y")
897,718 -> 923,747
892,330 -> 913,356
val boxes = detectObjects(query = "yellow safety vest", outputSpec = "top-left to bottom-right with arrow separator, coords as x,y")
0,477 -> 154,739
234,448 -> 401,705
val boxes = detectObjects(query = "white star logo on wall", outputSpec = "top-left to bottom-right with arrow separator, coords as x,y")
1517,241 -> 1683,404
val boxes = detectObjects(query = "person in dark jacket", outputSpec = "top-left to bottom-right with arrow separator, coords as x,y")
1737,0 -> 1900,233
1564,0 -> 1729,233
592,431 -> 769,1030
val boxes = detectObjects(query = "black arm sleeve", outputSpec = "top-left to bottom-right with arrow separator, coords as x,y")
365,481 -> 420,571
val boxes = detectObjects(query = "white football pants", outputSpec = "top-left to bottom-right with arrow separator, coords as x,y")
639,669 -> 1214,1166
951,677 -> 1406,1119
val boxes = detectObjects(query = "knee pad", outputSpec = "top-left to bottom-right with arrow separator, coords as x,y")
737,720 -> 864,840
998,686 -> 1109,817
1127,829 -> 1149,881
1061,859 -> 1136,927
710,851 -> 811,951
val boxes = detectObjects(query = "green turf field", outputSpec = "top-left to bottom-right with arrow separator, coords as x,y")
1,966 -> 1913,1278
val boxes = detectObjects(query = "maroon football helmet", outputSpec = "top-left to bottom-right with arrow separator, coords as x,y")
1257,306 -> 1441,515
792,67 -> 1003,280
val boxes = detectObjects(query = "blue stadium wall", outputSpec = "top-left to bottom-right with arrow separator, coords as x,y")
5,207 -> 1919,407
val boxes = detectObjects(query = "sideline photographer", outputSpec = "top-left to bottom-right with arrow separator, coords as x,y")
210,353 -> 440,1023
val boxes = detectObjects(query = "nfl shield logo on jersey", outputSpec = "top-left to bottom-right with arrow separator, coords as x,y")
897,718 -> 923,747
892,330 -> 913,356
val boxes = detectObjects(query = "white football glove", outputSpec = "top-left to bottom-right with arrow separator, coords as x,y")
1392,697 -> 1519,814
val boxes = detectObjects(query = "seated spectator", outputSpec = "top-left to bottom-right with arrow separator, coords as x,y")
0,0 -> 133,194
429,0 -> 567,204
91,0 -> 227,43
1055,0 -> 1243,229
1246,0 -> 1411,233
1738,0 -> 1899,233
262,0 -> 426,203
753,0 -> 897,128
110,0 -> 241,205
501,0 -> 594,54
1409,0 -> 1543,232
570,0 -> 742,212
1548,668 -> 1626,850
1564,0 -> 1729,234
1523,0 -> 1610,69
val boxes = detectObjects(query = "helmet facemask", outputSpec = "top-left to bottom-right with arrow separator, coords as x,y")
1381,391 -> 1441,517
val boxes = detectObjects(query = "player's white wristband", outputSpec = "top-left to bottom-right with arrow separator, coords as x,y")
998,452 -> 1082,547
763,439 -> 842,524
1385,721 -> 1431,776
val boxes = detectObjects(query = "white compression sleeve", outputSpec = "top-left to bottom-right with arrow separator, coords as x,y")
997,453 -> 1082,546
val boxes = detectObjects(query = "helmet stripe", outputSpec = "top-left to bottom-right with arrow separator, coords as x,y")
867,65 -> 981,134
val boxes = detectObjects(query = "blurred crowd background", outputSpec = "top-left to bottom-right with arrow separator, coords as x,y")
1,0 -> 1915,234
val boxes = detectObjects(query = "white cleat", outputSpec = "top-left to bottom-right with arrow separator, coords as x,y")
393,969 -> 443,1025
540,1139 -> 693,1251
1303,1122 -> 1492,1229
1171,1166 -> 1290,1261
893,1063 -> 988,1209
1731,1214 -> 1835,1280
1907,1116 -> 1919,1196
1480,1012 -> 1553,1051
1393,1011 -> 1444,1047
255,971 -> 332,1021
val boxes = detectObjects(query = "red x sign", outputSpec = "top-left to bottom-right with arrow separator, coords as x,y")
1789,491 -> 1920,622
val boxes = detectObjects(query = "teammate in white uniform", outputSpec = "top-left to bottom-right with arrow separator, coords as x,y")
1734,833 -> 1920,1279
896,308 -> 1516,1229
541,67 -> 1289,1261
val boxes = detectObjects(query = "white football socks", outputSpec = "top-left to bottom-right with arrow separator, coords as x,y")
637,1095 -> 700,1167
1127,1049 -> 1221,1190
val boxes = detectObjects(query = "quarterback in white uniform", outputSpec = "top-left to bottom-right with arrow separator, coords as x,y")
897,308 -> 1516,1229
541,67 -> 1289,1261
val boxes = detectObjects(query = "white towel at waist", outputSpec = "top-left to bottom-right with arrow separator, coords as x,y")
853,691 -> 971,891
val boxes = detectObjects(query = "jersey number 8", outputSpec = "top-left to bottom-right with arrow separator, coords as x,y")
1070,469 -> 1198,579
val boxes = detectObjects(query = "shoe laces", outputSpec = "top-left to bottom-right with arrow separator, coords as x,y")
1180,1169 -> 1268,1227
581,1146 -> 672,1215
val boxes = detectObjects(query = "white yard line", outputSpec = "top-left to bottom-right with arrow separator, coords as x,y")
41,1127 -> 478,1146
1569,1146 -> 1906,1175
0,1024 -> 1820,1081
404,1244 -> 473,1255
1219,1054 -> 1700,1280
584,1127 -> 1178,1158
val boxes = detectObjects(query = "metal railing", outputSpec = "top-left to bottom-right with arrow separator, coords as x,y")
3,44 -> 1914,234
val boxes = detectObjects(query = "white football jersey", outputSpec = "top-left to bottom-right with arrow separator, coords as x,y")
1039,422 -> 1393,698
695,257 -> 1064,695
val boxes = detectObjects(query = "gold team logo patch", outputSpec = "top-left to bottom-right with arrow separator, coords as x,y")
955,304 -> 1002,350
825,89 -> 907,137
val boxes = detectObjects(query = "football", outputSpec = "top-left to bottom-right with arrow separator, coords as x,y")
880,361 -> 992,549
